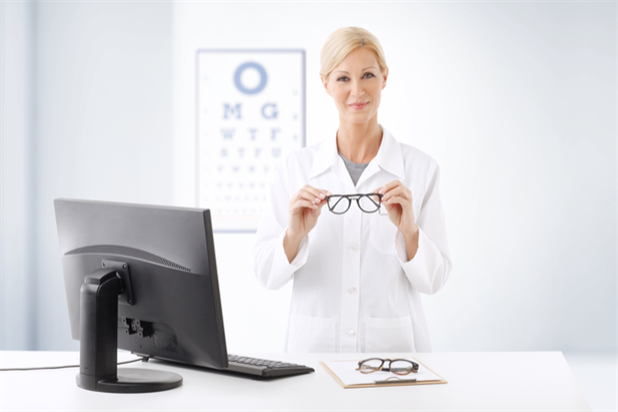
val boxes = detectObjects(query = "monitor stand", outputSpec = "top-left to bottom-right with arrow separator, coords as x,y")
78,265 -> 182,393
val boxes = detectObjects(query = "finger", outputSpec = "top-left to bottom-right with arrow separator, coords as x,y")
293,190 -> 315,204
290,199 -> 319,212
315,198 -> 329,209
382,187 -> 409,203
295,189 -> 323,204
298,186 -> 332,204
301,185 -> 332,199
383,191 -> 409,201
375,179 -> 404,195
382,193 -> 412,208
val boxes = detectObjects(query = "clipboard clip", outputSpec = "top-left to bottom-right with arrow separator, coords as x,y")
374,376 -> 417,385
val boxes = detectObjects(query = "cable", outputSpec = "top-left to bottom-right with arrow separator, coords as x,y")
0,356 -> 149,372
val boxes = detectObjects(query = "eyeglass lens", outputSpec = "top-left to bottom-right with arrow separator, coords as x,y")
357,195 -> 381,213
327,196 -> 351,214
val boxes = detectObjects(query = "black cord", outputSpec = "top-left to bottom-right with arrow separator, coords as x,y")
0,356 -> 149,372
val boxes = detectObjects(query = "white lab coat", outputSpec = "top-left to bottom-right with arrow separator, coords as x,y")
253,126 -> 451,353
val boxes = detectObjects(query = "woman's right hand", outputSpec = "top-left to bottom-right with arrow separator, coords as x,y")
283,185 -> 331,262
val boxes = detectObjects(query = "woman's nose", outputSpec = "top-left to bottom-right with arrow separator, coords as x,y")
350,80 -> 365,97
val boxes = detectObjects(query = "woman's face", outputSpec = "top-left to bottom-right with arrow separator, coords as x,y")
322,47 -> 388,126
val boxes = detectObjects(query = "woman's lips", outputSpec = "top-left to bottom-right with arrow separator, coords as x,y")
349,102 -> 368,110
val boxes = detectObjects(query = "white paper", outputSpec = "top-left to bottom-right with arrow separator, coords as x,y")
323,360 -> 442,386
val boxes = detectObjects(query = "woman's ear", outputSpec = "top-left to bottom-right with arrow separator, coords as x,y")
381,67 -> 389,90
321,75 -> 332,97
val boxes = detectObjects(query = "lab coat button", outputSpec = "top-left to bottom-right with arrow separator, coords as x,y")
348,330 -> 356,338
350,243 -> 360,251
348,287 -> 357,294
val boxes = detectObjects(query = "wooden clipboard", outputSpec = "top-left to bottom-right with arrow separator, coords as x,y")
320,358 -> 448,389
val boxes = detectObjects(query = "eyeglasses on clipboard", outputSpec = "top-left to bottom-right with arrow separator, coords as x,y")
355,358 -> 419,375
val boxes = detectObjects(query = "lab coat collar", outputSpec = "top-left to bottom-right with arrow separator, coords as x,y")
308,126 -> 406,183
367,126 -> 406,181
309,131 -> 339,179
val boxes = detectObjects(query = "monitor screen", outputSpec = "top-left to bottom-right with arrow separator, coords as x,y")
54,198 -> 228,393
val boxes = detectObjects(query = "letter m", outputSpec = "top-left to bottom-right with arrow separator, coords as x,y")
223,103 -> 242,119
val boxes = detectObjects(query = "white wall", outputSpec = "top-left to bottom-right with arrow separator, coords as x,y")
1,1 -> 173,350
1,1 -> 615,354
1,1 -> 36,350
174,2 -> 616,354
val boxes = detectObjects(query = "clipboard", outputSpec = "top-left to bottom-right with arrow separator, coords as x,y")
320,358 -> 448,389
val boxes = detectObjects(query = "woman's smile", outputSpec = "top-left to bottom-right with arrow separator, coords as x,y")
349,102 -> 369,110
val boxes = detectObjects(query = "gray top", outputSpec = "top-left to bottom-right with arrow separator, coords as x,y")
339,152 -> 369,186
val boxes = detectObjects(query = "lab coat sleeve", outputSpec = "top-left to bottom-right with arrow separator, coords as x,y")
253,158 -> 310,290
395,163 -> 452,295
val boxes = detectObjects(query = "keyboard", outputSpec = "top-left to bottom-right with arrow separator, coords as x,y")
226,354 -> 314,378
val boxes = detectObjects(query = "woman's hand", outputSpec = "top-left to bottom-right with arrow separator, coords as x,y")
284,185 -> 331,262
376,180 -> 420,260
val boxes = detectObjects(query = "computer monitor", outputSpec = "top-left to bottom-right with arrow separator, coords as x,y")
54,198 -> 229,393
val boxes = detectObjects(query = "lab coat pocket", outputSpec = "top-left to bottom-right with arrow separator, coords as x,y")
369,213 -> 398,255
363,315 -> 416,353
287,315 -> 337,353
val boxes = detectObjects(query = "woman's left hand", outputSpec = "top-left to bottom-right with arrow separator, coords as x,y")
376,180 -> 420,259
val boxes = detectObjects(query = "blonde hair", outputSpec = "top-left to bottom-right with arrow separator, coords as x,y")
320,27 -> 388,81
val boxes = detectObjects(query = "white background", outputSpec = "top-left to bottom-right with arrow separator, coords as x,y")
1,0 -> 615,364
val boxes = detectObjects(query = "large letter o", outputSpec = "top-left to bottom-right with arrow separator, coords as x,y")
234,62 -> 267,95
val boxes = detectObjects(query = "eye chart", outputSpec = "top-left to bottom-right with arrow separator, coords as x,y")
196,50 -> 306,232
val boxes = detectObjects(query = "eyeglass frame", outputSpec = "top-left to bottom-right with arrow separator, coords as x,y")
325,193 -> 383,215
355,358 -> 420,375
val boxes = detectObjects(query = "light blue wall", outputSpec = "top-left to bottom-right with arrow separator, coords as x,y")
1,1 -> 173,350
1,1 -> 36,350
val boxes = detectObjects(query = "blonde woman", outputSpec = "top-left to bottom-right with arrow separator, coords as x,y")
254,27 -> 451,353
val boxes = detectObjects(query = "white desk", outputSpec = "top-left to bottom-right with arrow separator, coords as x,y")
0,351 -> 591,411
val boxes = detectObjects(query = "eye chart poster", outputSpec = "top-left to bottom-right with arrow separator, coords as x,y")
197,50 -> 306,232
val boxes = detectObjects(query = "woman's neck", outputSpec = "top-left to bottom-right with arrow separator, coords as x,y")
336,117 -> 383,164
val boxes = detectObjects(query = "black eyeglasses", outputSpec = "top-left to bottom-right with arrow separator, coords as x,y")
355,358 -> 419,375
325,193 -> 383,214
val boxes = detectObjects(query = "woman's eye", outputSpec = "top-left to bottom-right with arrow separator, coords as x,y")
363,72 -> 375,79
337,76 -> 349,82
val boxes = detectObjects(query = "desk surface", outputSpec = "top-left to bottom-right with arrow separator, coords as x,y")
0,351 -> 590,411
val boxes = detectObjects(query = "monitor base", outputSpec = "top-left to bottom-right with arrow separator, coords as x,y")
77,368 -> 183,393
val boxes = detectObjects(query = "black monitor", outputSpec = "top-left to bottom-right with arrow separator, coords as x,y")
54,198 -> 228,393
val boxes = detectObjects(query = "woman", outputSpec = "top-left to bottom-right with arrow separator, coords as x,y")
253,27 -> 451,353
